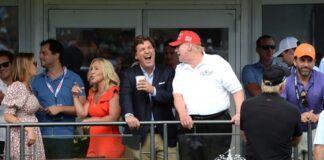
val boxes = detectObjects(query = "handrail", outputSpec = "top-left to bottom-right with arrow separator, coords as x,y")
0,120 -> 314,160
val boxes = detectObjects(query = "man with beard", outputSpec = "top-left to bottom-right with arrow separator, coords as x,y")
281,43 -> 324,159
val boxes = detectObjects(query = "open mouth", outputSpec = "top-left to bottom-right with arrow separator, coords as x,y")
144,55 -> 152,60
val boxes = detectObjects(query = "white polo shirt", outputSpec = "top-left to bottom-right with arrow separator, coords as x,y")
173,53 -> 242,115
314,111 -> 324,145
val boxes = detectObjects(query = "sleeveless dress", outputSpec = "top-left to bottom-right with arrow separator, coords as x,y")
86,86 -> 125,158
1,81 -> 45,160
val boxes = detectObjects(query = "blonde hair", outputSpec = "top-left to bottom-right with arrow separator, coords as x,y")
88,58 -> 120,92
261,81 -> 285,94
12,53 -> 35,82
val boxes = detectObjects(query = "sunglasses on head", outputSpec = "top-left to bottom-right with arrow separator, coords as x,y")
258,45 -> 276,50
300,90 -> 308,107
0,61 -> 10,69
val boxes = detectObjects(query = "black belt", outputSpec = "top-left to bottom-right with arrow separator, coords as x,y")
190,109 -> 228,120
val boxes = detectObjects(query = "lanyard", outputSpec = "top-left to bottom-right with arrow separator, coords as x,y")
294,70 -> 309,107
45,67 -> 67,98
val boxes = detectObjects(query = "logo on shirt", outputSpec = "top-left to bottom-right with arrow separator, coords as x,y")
200,70 -> 213,76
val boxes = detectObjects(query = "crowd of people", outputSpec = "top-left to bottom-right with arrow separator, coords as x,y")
0,30 -> 323,160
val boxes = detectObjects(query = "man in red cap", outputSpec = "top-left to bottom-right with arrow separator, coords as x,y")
170,30 -> 244,159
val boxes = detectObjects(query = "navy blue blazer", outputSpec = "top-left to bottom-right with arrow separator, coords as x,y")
120,64 -> 177,149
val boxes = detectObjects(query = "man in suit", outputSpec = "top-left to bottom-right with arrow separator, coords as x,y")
120,35 -> 177,160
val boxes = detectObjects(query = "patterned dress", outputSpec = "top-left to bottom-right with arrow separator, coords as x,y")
86,86 -> 125,158
1,81 -> 45,160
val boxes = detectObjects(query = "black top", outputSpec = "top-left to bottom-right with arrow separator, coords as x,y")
240,93 -> 302,160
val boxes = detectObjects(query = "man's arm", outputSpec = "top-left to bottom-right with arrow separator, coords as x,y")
291,135 -> 302,146
174,93 -> 193,129
244,84 -> 261,97
231,89 -> 245,126
314,144 -> 324,160
241,131 -> 247,143
46,96 -> 86,116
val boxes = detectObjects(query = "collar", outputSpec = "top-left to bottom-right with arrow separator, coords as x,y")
140,65 -> 155,77
42,67 -> 69,80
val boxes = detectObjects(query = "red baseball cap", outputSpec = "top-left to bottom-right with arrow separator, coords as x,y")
169,30 -> 201,46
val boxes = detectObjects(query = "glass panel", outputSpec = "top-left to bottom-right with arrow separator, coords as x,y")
150,28 -> 229,62
0,6 -> 18,52
56,28 -> 135,73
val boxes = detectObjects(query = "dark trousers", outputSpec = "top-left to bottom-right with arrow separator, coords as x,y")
178,110 -> 232,160
0,141 -> 4,159
43,138 -> 74,159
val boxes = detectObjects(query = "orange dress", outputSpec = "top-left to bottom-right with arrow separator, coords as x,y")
86,86 -> 125,158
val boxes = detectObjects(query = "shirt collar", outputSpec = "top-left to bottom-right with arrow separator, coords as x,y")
140,65 -> 155,77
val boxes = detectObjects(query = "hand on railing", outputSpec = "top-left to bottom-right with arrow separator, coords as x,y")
301,110 -> 318,123
125,115 -> 140,129
25,127 -> 36,146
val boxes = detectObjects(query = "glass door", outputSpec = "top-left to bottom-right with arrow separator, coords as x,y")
49,9 -> 142,73
143,10 -> 236,68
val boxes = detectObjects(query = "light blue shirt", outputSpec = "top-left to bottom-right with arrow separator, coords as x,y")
32,68 -> 86,136
140,65 -> 156,120
319,57 -> 324,73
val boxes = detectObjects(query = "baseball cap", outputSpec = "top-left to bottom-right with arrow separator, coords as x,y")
273,37 -> 299,57
263,65 -> 291,86
294,43 -> 315,60
169,30 -> 201,46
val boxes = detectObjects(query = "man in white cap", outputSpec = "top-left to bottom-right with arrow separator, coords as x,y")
274,37 -> 320,72
273,36 -> 300,67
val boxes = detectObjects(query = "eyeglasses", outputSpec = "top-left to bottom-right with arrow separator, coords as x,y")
0,61 -> 10,69
258,45 -> 276,50
300,90 -> 308,107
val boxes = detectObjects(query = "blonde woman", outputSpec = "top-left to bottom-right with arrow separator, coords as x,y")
72,58 -> 125,158
1,53 -> 45,159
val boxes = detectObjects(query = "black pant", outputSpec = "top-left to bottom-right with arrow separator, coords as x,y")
43,138 -> 74,159
178,111 -> 232,160
0,141 -> 4,159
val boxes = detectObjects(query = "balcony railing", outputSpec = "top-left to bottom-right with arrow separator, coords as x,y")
0,120 -> 314,160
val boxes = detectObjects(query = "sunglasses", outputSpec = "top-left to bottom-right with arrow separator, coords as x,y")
300,90 -> 308,107
0,61 -> 10,69
258,45 -> 276,50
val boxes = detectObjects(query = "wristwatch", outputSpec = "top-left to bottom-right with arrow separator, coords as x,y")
124,113 -> 134,118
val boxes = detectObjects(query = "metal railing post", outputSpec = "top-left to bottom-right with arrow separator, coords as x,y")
150,123 -> 155,160
163,123 -> 168,160
293,146 -> 298,160
307,121 -> 313,160
19,125 -> 25,160
5,125 -> 10,160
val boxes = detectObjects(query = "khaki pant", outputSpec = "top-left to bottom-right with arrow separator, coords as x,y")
298,129 -> 316,160
124,134 -> 177,160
